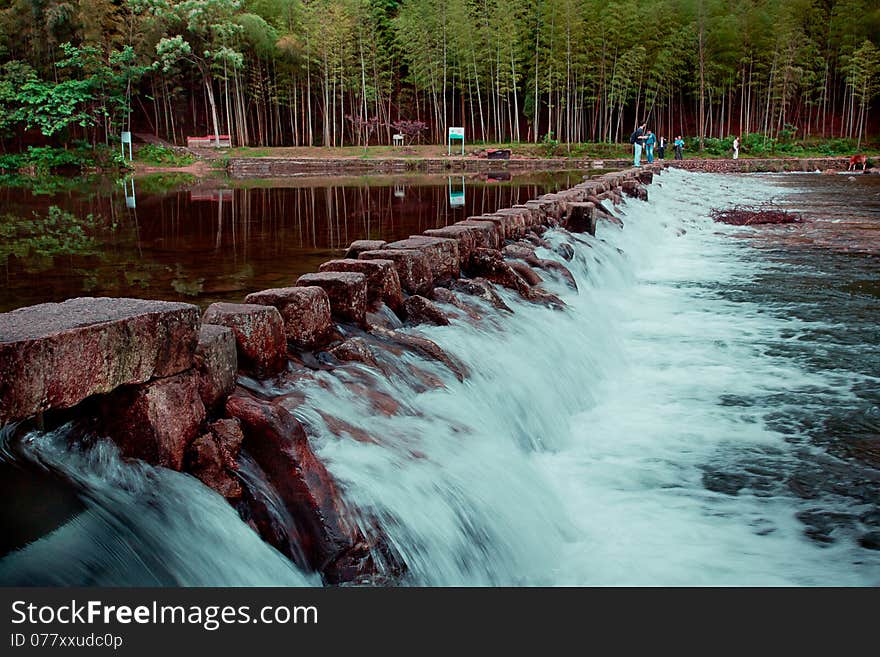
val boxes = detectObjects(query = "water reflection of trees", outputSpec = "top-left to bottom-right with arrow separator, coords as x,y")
1,174 -> 577,311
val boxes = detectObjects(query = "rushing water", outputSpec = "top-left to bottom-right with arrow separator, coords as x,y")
1,168 -> 878,586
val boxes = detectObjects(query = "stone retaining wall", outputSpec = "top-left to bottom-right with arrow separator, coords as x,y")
228,155 -> 858,178
0,163 -> 665,584
228,156 -> 626,177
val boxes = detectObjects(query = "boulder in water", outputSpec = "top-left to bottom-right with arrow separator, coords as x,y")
449,277 -> 512,313
296,271 -> 368,326
186,431 -> 242,500
358,249 -> 433,296
507,260 -> 543,286
329,337 -> 381,369
244,286 -> 335,351
467,248 -> 531,297
194,324 -> 237,412
225,393 -> 382,583
385,236 -> 460,283
404,295 -> 451,326
423,225 -> 481,268
319,258 -> 404,315
202,302 -> 287,376
102,370 -> 206,471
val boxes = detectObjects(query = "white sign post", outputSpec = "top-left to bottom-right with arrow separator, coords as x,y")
448,127 -> 464,156
120,131 -> 133,161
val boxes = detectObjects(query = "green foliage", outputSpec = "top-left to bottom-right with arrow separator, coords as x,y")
0,145 -> 125,173
540,132 -> 560,157
1,0 -> 879,150
135,144 -> 196,166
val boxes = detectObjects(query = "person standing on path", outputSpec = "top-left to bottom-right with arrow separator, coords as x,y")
645,130 -> 656,163
674,135 -> 685,160
657,136 -> 667,160
630,123 -> 647,167
733,136 -> 740,160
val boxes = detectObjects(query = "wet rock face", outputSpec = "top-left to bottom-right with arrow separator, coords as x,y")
358,249 -> 434,296
423,225 -> 480,268
202,303 -> 287,376
296,271 -> 368,326
244,286 -> 334,351
225,393 -> 380,583
508,261 -> 543,286
369,326 -> 468,381
186,419 -> 243,500
319,259 -> 404,314
101,370 -> 207,471
456,219 -> 502,250
566,202 -> 598,235
385,235 -> 460,284
449,277 -> 512,313
0,297 -> 200,424
403,295 -> 451,326
329,337 -> 380,369
194,324 -> 237,412
466,248 -> 531,297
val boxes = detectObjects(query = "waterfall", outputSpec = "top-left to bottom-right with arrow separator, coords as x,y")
3,169 -> 878,586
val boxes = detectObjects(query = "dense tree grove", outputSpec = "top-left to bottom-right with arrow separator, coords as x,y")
1,0 -> 879,151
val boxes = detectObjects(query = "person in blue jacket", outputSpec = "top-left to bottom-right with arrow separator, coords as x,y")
644,130 -> 656,163
673,135 -> 685,160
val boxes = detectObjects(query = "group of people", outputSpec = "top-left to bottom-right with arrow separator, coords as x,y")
630,123 -> 741,166
630,124 -> 686,166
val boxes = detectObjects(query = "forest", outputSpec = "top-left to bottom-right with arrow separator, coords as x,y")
1,0 -> 879,155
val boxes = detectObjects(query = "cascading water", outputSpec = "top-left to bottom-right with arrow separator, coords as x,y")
2,168 -> 878,585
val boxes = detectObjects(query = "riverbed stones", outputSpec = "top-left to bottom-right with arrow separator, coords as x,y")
403,295 -> 450,326
385,236 -> 460,283
202,302 -> 287,376
194,324 -> 237,412
295,271 -> 367,325
102,370 -> 206,471
328,337 -> 380,369
358,249 -> 433,296
186,428 -> 242,500
344,240 -> 387,259
0,297 -> 200,425
319,259 -> 404,314
467,248 -> 531,296
225,393 -> 377,583
508,261 -> 543,286
244,286 -> 334,351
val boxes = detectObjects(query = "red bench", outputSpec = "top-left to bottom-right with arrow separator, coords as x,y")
187,135 -> 231,148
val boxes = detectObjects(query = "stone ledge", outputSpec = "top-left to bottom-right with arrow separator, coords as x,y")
0,297 -> 200,425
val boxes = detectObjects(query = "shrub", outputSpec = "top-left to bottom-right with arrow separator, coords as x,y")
135,144 -> 195,167
540,131 -> 560,157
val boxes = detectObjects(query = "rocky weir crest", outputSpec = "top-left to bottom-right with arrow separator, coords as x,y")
0,163 -> 665,584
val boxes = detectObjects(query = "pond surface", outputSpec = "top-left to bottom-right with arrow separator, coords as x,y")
0,171 -> 586,312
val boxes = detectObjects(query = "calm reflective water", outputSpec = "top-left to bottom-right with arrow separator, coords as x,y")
0,171 -> 585,312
